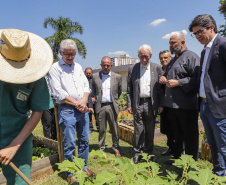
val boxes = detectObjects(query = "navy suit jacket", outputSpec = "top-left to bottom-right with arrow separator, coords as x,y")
200,35 -> 226,119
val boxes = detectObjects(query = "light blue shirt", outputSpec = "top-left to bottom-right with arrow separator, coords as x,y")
101,71 -> 112,103
199,34 -> 217,98
48,59 -> 90,104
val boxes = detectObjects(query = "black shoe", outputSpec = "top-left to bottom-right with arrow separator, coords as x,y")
161,148 -> 173,156
133,153 -> 142,164
164,159 -> 175,165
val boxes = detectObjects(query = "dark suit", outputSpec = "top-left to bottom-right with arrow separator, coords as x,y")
200,35 -> 226,119
199,35 -> 226,176
92,71 -> 122,152
127,62 -> 164,154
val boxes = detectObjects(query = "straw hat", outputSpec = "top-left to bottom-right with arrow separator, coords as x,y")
0,29 -> 53,83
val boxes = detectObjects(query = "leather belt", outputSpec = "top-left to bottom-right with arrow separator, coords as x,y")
60,103 -> 74,107
140,97 -> 151,101
101,102 -> 113,106
201,98 -> 207,103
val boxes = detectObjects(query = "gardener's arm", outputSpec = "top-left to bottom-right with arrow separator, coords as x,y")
0,111 -> 43,165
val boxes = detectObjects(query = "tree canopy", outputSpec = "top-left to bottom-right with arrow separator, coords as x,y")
44,16 -> 87,59
219,0 -> 226,36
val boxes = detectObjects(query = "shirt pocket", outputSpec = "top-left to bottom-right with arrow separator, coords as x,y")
12,84 -> 32,112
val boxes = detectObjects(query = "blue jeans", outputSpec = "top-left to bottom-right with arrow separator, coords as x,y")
200,100 -> 226,176
58,106 -> 89,177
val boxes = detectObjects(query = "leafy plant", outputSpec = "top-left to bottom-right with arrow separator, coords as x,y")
120,115 -> 127,120
32,156 -> 39,162
54,150 -> 226,184
33,147 -> 56,159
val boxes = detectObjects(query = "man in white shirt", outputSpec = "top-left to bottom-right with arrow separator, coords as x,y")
92,57 -> 122,157
189,14 -> 226,177
127,44 -> 164,164
49,39 -> 95,184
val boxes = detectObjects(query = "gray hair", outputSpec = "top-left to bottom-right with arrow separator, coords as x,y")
159,50 -> 171,57
170,31 -> 185,41
189,14 -> 217,33
138,44 -> 152,55
60,39 -> 78,52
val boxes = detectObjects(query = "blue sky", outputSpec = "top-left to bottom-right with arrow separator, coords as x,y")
1,0 -> 224,69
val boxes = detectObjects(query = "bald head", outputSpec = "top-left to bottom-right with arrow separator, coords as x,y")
101,56 -> 112,75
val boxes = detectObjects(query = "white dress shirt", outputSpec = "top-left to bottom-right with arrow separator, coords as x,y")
48,59 -> 90,104
140,62 -> 151,98
101,71 -> 112,103
200,34 -> 217,98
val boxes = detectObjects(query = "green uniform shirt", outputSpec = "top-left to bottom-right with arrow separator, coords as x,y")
0,77 -> 54,149
0,77 -> 54,185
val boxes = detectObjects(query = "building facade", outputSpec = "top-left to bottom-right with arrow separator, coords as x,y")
111,54 -> 139,66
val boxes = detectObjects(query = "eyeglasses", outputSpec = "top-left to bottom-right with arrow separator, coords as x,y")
63,52 -> 76,58
191,28 -> 208,38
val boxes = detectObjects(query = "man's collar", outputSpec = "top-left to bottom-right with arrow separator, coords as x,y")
205,34 -> 217,49
59,58 -> 75,66
140,62 -> 150,70
101,71 -> 111,76
176,48 -> 187,57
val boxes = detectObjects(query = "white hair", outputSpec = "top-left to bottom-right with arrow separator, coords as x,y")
170,31 -> 185,41
60,39 -> 78,52
138,44 -> 152,55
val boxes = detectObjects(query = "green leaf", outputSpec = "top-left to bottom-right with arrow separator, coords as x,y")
73,156 -> 85,170
93,171 -> 118,185
122,170 -> 135,184
146,176 -> 168,185
166,170 -> 178,180
89,149 -> 106,159
149,162 -> 161,176
98,161 -> 109,166
74,170 -> 88,185
189,169 -> 214,185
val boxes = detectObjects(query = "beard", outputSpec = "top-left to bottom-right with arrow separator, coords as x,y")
171,45 -> 181,54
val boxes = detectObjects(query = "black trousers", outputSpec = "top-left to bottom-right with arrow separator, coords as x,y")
41,108 -> 57,140
167,108 -> 199,160
160,107 -> 175,150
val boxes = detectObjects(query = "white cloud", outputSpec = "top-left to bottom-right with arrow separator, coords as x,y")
150,18 -> 166,27
108,51 -> 128,55
162,29 -> 188,39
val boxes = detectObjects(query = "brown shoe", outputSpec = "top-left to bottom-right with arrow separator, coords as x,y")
115,151 -> 121,157
66,177 -> 77,184
84,168 -> 96,177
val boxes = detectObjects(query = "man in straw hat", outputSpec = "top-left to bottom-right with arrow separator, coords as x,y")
0,29 -> 54,184
48,39 -> 95,183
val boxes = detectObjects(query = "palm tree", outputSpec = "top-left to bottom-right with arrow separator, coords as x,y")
44,16 -> 87,59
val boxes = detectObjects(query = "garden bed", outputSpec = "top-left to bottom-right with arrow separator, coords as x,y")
117,119 -> 161,145
0,136 -> 59,185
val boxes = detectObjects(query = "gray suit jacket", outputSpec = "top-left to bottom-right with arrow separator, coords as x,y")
200,35 -> 226,119
92,71 -> 122,114
127,62 -> 164,116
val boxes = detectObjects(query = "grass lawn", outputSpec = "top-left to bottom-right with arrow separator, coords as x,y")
32,121 -> 213,185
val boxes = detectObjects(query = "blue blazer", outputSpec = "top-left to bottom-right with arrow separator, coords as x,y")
200,35 -> 226,119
